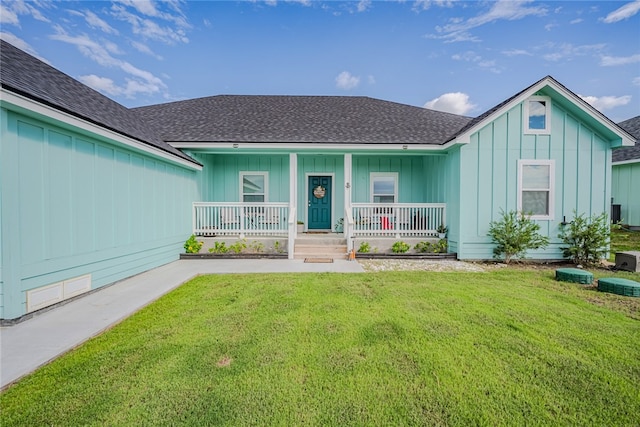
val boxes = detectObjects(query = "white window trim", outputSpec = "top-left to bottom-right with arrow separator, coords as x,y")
240,171 -> 268,202
517,159 -> 555,220
523,95 -> 551,134
370,172 -> 398,203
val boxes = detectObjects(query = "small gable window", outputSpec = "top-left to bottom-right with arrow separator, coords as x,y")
240,172 -> 268,202
518,160 -> 554,220
524,96 -> 551,134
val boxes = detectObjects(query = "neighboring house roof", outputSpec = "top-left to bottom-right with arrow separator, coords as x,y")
614,116 -> 640,163
0,40 -> 200,167
447,75 -> 636,148
133,95 -> 473,145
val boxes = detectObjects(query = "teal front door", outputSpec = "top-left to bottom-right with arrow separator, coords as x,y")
308,176 -> 332,230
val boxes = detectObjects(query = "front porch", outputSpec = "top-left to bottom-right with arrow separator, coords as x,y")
192,202 -> 446,259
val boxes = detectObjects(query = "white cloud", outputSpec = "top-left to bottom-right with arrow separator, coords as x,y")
600,54 -> 640,66
602,0 -> 640,23
452,51 -> 502,73
502,49 -> 532,56
541,42 -> 606,62
570,18 -> 583,24
78,74 -> 122,96
0,4 -> 19,25
49,27 -> 166,98
131,40 -> 163,60
413,0 -> 454,12
1,0 -> 50,25
424,92 -> 476,115
0,32 -> 50,63
430,0 -> 547,42
84,10 -> 119,35
111,4 -> 188,44
633,76 -> 640,86
335,71 -> 360,90
357,0 -> 371,12
579,94 -> 632,111
367,75 -> 376,85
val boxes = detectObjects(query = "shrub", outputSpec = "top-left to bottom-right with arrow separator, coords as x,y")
358,242 -> 371,253
184,235 -> 203,254
229,240 -> 247,254
391,241 -> 411,253
559,211 -> 609,265
209,242 -> 229,254
488,210 -> 549,264
414,241 -> 433,253
432,239 -> 448,253
248,240 -> 264,253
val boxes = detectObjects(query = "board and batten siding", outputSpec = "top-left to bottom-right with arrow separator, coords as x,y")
351,155 -> 446,203
192,153 -> 289,203
1,110 -> 198,319
612,163 -> 640,227
455,99 -> 612,260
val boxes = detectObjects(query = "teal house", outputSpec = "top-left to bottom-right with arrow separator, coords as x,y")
613,116 -> 640,228
1,40 -> 635,321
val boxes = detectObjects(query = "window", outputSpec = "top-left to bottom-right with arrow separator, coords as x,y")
518,160 -> 554,220
524,96 -> 551,134
240,172 -> 268,202
370,173 -> 398,203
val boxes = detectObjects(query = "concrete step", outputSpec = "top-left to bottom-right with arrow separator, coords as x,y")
294,244 -> 348,260
295,237 -> 346,246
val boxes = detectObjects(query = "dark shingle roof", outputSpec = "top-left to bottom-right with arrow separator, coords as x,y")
0,40 -> 199,165
614,116 -> 640,162
133,95 -> 472,145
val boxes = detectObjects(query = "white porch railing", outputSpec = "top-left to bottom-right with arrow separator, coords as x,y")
350,203 -> 446,237
193,202 -> 289,237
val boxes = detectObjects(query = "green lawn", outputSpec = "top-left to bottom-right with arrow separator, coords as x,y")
2,268 -> 639,426
610,228 -> 640,259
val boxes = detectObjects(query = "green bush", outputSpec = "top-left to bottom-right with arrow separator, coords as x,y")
184,235 -> 203,254
488,210 -> 549,264
391,241 -> 411,253
414,241 -> 433,253
209,242 -> 229,254
559,211 -> 609,266
229,240 -> 247,254
358,242 -> 371,253
432,239 -> 448,253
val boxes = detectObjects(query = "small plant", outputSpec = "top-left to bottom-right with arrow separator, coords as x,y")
488,210 -> 549,264
432,239 -> 448,253
358,242 -> 371,253
335,218 -> 344,233
559,211 -> 610,265
248,240 -> 264,253
184,235 -> 203,254
392,241 -> 411,253
229,239 -> 247,254
437,223 -> 448,234
414,241 -> 433,253
273,241 -> 285,253
209,241 -> 229,254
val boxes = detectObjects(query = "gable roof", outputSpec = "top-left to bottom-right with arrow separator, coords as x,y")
447,75 -> 636,148
133,95 -> 472,145
0,40 -> 200,167
614,116 -> 640,163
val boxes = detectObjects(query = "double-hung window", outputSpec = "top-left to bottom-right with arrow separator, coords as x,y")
518,160 -> 554,220
240,172 -> 268,202
370,173 -> 398,203
524,96 -> 551,134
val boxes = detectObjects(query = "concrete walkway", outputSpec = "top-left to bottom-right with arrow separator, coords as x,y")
0,259 -> 363,389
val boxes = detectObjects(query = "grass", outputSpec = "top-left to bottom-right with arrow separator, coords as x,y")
2,268 -> 640,426
610,227 -> 640,259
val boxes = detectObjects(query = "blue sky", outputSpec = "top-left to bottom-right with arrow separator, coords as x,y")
1,0 -> 639,121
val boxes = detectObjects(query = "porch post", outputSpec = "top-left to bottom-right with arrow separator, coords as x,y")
344,153 -> 353,252
288,153 -> 297,260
